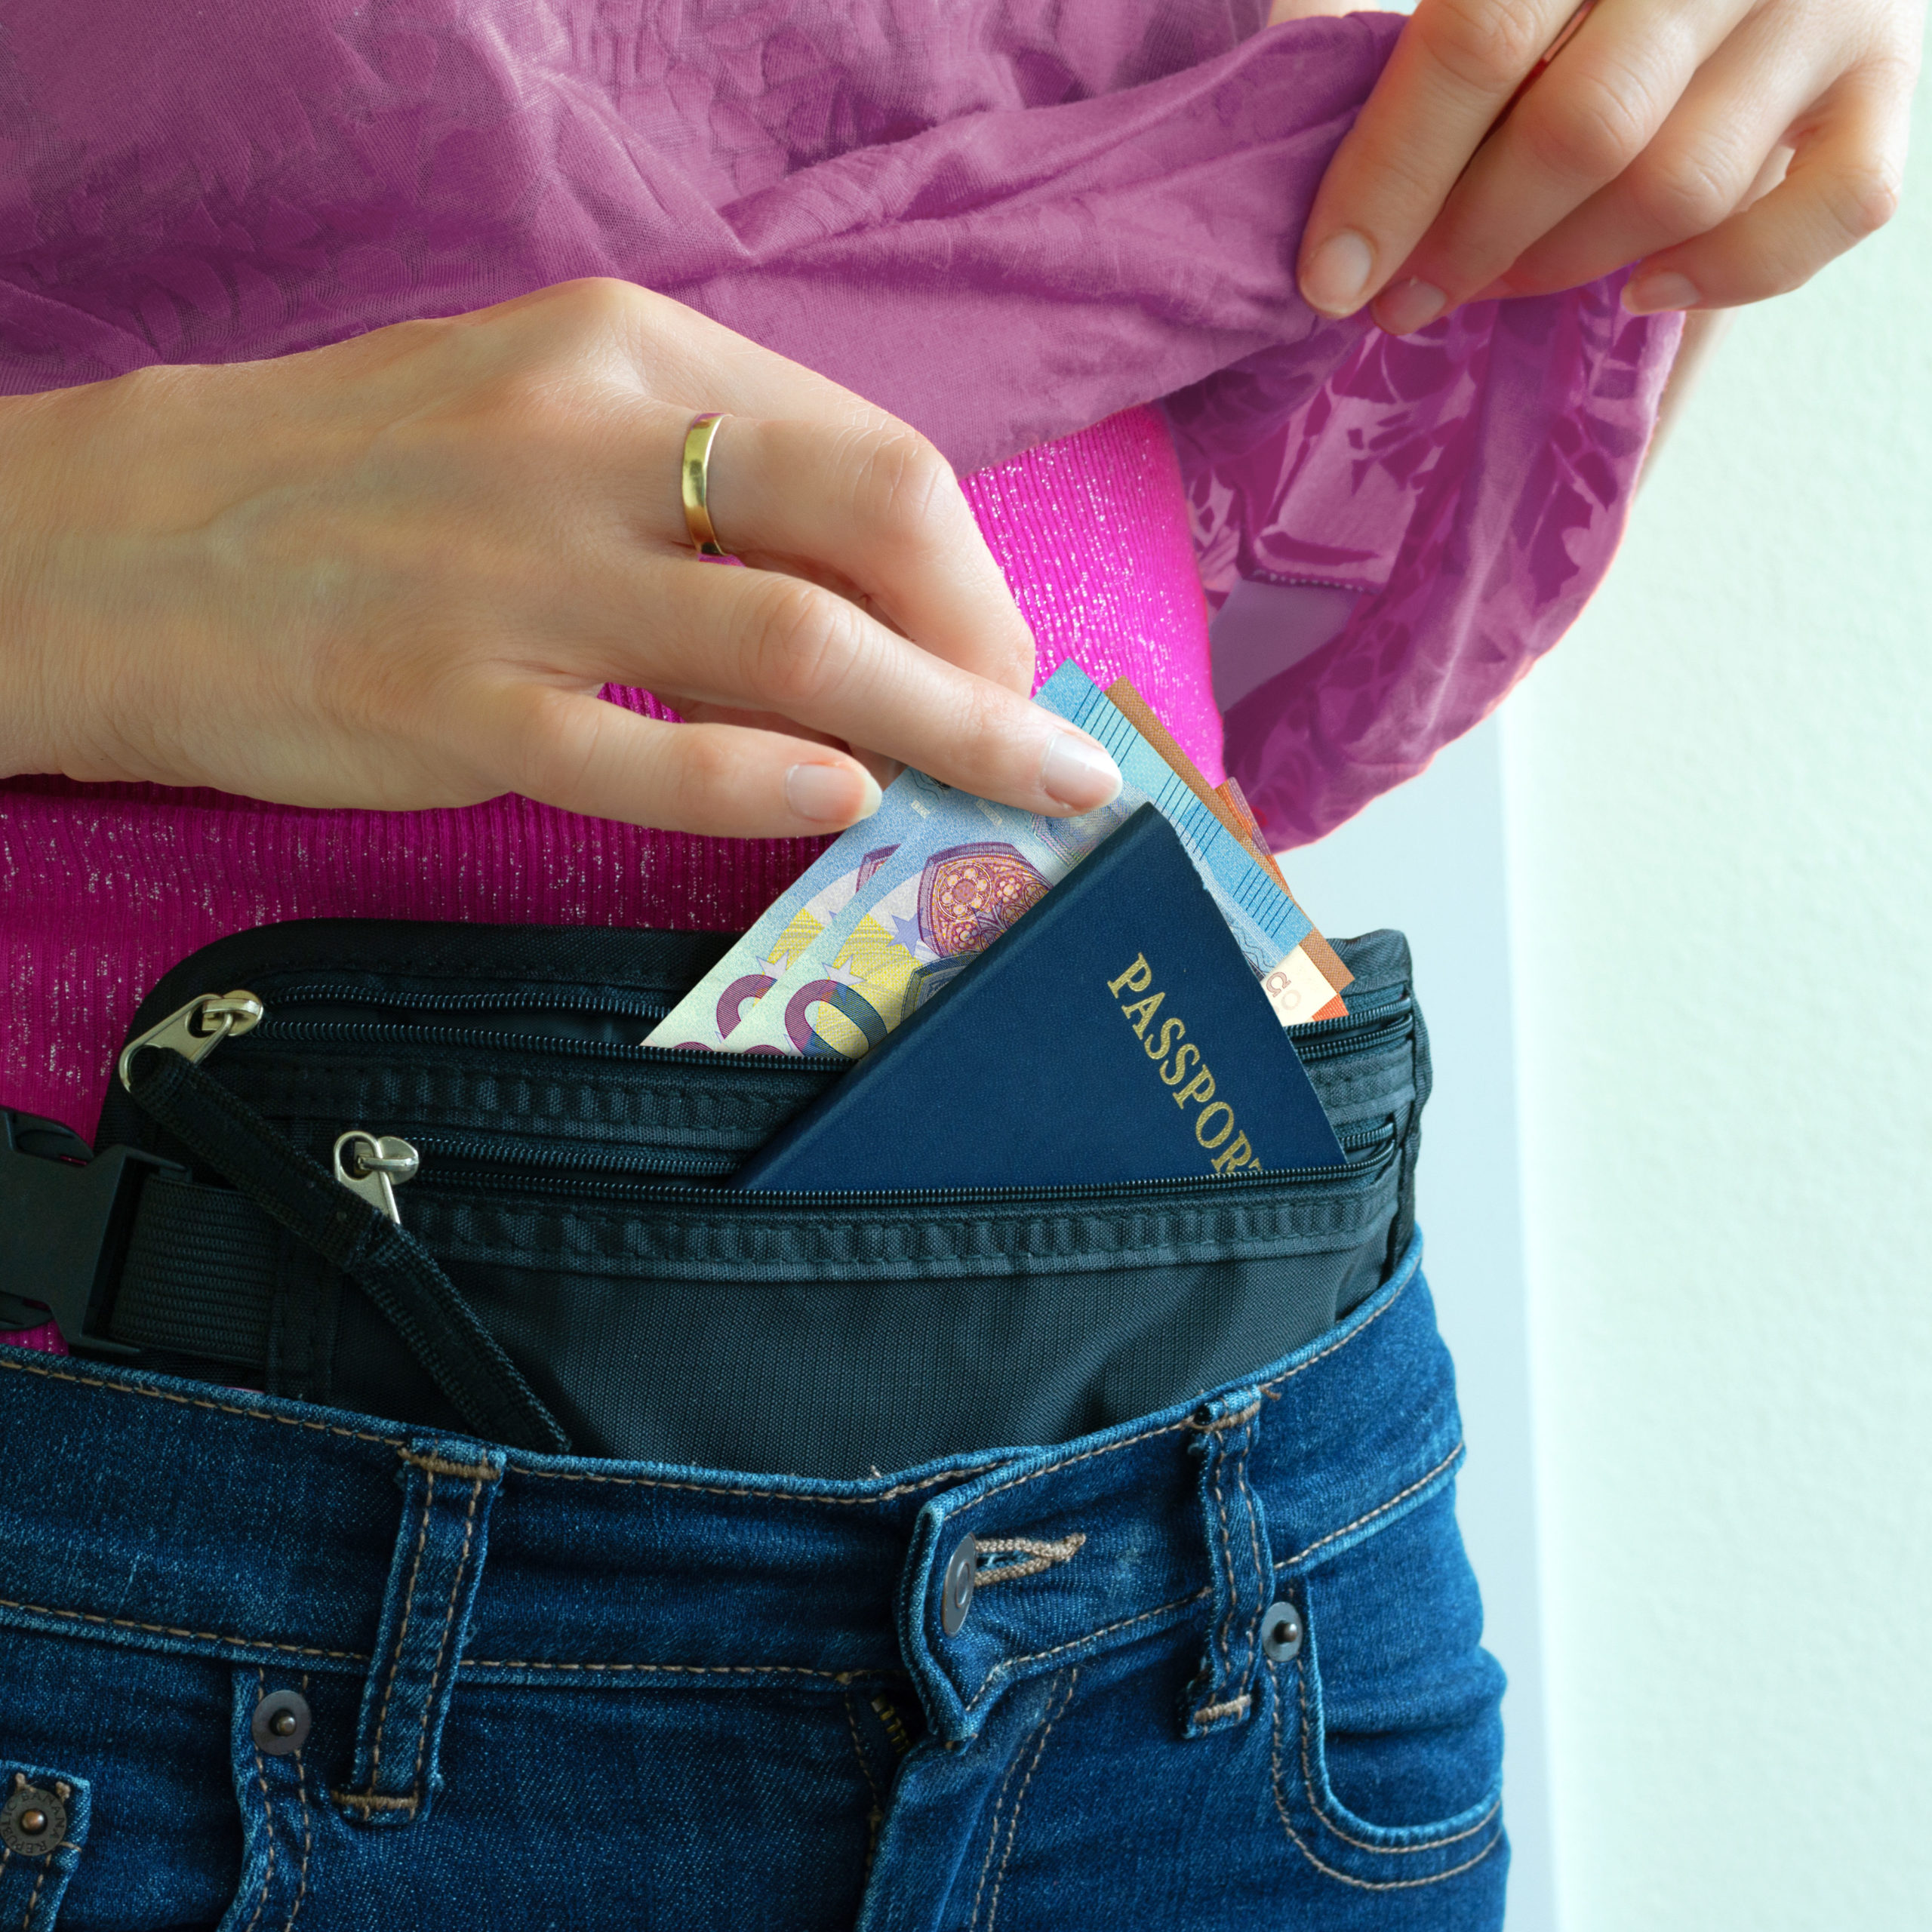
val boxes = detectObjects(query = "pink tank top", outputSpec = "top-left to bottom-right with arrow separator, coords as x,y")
0,404 -> 1217,1352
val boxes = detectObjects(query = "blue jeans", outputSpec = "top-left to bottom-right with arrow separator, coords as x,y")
0,1233 -> 1503,1930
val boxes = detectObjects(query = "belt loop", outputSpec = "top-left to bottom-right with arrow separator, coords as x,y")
335,1438 -> 505,1827
1180,1386 -> 1271,1738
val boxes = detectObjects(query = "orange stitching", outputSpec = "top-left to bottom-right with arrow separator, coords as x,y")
964,1586 -> 1209,1714
842,1694 -> 884,1881
964,1417 -> 1191,1510
0,1597 -> 366,1662
405,1473 -> 486,1804
1276,1442 -> 1465,1570
457,1657 -> 883,1681
1189,1694 -> 1251,1724
2,1250 -> 1420,1552
0,1592 -> 897,1684
331,1793 -> 417,1814
20,1863 -> 47,1932
284,1675 -> 314,1932
1296,1663 -> 1500,1855
1260,1264 -> 1412,1393
1233,1410 -> 1269,1687
972,1534 -> 1085,1586
1266,1663 -> 1502,1889
984,1669 -> 1077,1932
967,1710 -> 1033,1932
510,1459 -> 1008,1506
841,1693 -> 882,1813
1209,1435 -> 1238,1689
239,1670 -> 279,1932
963,1269 -> 1417,1519
0,1354 -> 395,1444
399,1451 -> 500,1483
362,1466 -> 435,1795
1183,1398 -> 1261,1432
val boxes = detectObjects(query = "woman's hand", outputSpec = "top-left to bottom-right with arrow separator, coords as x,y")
1274,0 -> 1922,330
0,278 -> 1123,836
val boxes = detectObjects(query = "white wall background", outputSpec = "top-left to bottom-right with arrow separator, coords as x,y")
1501,70 -> 1932,1932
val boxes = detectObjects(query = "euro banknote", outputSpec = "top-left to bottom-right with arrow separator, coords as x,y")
667,663 -> 1345,1060
642,764 -> 1009,1051
1101,679 -> 1352,1008
645,769 -> 1131,1051
688,771 -> 1133,1054
1037,666 -> 1343,1027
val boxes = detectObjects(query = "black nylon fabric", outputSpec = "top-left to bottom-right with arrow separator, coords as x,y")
91,918 -> 1431,1475
112,1175 -> 275,1366
124,1048 -> 570,1452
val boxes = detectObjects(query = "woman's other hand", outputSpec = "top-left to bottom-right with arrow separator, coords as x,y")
0,279 -> 1123,836
1273,0 -> 1922,329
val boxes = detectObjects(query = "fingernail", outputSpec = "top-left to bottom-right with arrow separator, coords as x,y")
1374,278 -> 1447,336
786,762 -> 881,825
1040,731 -> 1123,812
1623,270 -> 1700,315
1300,229 -> 1375,315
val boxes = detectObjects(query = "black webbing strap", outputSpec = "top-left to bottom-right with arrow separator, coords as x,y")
124,1048 -> 570,1453
111,1175 -> 278,1367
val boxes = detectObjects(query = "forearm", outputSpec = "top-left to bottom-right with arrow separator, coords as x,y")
0,387 -> 65,782
0,286 -> 1120,835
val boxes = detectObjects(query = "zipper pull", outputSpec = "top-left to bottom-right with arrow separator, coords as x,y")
332,1131 -> 420,1225
116,991 -> 263,1093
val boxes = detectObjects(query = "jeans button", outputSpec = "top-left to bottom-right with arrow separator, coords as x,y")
1260,1600 -> 1303,1663
0,1779 -> 66,1856
940,1534 -> 979,1635
250,1688 -> 313,1756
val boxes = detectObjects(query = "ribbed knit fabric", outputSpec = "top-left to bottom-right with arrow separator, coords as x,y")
0,405 -> 1214,1291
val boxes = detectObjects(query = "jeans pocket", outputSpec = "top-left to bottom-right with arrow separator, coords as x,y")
1266,1482 -> 1508,1895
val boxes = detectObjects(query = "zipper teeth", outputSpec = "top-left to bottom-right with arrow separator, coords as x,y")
251,998 -> 1412,1071
269,983 -> 675,1022
410,1134 -> 738,1179
1288,987 -> 1412,1060
252,1018 -> 775,1069
1293,1016 -> 1411,1063
417,1120 -> 1396,1209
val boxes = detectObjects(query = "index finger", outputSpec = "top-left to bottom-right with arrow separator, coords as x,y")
1296,0 -> 1586,316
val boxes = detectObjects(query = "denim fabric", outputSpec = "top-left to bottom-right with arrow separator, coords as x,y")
0,1235 -> 1503,1930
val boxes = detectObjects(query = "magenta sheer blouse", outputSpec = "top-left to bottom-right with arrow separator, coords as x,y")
0,3 -> 1681,1355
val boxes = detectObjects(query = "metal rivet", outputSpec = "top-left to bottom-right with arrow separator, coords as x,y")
0,1784 -> 66,1857
251,1688 -> 312,1756
940,1534 -> 979,1637
1260,1599 -> 1303,1663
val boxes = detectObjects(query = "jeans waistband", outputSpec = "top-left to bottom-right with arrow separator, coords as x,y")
0,1235 -> 1457,1753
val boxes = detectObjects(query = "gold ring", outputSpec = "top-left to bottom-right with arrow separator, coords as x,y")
681,411 -> 730,558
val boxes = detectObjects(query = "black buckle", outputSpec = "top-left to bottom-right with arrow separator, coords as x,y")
0,1109 -> 187,1355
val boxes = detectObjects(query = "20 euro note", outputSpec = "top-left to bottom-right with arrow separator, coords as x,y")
645,768 -> 1129,1051
701,772 -> 1134,1055
718,662 -> 1340,1060
643,764 -> 974,1051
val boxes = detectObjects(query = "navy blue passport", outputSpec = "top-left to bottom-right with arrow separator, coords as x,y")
733,804 -> 1346,1192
